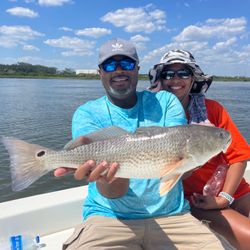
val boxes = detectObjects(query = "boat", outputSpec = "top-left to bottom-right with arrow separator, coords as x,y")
0,162 -> 250,249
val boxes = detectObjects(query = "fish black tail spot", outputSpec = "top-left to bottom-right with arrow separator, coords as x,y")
37,151 -> 46,157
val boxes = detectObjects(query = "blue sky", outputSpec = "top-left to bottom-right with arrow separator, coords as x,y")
0,0 -> 250,76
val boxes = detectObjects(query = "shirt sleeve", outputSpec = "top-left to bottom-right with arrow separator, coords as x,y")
72,103 -> 102,139
206,99 -> 250,164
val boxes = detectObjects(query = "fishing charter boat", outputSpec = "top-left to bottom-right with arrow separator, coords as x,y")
0,162 -> 250,249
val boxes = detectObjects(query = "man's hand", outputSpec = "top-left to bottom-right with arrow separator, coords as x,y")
53,135 -> 119,183
74,160 -> 119,184
54,167 -> 75,176
54,136 -> 92,177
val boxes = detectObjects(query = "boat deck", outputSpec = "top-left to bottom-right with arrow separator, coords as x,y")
1,163 -> 250,249
0,186 -> 87,249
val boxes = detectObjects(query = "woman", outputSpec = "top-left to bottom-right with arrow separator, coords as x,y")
149,49 -> 250,250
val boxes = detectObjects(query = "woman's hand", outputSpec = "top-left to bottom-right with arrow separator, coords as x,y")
191,193 -> 230,210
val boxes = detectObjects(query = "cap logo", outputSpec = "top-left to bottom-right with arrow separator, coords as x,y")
111,42 -> 123,51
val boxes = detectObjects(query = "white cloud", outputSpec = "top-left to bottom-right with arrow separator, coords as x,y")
0,25 -> 43,39
0,25 -> 44,48
141,16 -> 249,76
75,28 -> 111,38
0,37 -> 19,48
6,7 -> 39,18
131,34 -> 150,43
61,49 -> 91,56
142,40 -> 208,64
24,0 -> 36,3
213,37 -> 237,50
130,35 -> 150,50
101,6 -> 166,33
59,26 -> 74,32
44,36 -> 96,56
44,36 -> 93,49
236,45 -> 250,64
38,0 -> 72,7
173,17 -> 246,42
23,44 -> 40,51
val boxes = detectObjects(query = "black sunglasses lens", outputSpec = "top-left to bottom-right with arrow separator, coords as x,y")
161,69 -> 191,79
161,71 -> 175,80
177,69 -> 191,78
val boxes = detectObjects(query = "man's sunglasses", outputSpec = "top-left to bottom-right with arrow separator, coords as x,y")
101,58 -> 136,72
161,69 -> 192,80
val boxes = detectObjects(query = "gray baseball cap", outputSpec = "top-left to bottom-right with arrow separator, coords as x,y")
98,38 -> 139,65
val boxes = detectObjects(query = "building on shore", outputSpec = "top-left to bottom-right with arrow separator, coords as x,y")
75,69 -> 98,75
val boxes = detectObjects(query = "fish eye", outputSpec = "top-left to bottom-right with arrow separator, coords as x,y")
37,150 -> 46,157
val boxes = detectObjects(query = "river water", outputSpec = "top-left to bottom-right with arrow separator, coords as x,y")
0,78 -> 249,203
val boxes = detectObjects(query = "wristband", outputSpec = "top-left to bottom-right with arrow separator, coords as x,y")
218,192 -> 234,205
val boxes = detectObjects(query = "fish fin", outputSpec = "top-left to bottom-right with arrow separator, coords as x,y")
1,137 -> 52,191
86,126 -> 129,140
64,126 -> 128,150
135,126 -> 166,135
160,159 -> 186,177
63,137 -> 92,151
159,174 -> 182,196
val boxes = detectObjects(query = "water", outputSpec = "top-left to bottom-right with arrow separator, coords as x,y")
0,78 -> 249,203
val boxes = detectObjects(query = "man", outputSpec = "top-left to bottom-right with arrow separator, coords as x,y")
55,38 -> 232,249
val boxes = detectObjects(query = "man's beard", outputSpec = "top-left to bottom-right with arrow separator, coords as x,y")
108,84 -> 134,99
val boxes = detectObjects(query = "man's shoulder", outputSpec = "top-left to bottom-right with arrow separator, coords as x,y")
139,90 -> 175,101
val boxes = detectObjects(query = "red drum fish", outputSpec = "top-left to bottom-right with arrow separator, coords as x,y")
1,125 -> 231,195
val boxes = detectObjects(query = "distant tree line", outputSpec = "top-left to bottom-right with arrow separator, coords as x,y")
213,76 -> 250,82
0,62 -> 76,77
0,62 -> 249,81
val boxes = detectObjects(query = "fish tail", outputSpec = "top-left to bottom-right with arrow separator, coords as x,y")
1,137 -> 51,191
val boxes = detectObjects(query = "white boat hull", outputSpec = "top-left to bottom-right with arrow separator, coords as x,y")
0,162 -> 250,249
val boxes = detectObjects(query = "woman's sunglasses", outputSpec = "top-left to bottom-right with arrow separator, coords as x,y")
161,69 -> 192,80
101,58 -> 136,72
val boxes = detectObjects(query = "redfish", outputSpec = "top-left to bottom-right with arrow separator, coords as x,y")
1,125 -> 231,195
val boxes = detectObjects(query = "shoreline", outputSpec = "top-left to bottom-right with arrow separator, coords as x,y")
1,75 -> 250,82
